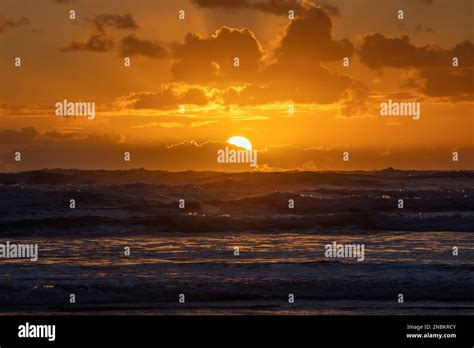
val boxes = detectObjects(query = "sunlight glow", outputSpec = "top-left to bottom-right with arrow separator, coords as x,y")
227,136 -> 252,150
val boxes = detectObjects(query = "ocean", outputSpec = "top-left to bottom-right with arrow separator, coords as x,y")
0,169 -> 473,315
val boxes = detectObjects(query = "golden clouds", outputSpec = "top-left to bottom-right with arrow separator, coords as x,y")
90,13 -> 139,31
171,27 -> 264,82
191,0 -> 307,15
120,34 -> 168,59
359,34 -> 473,69
273,7 -> 352,63
360,34 -> 474,98
168,6 -> 357,106
60,13 -> 138,52
1,126 -> 472,171
1,0 -> 473,173
60,32 -> 114,52
116,84 -> 212,109
54,3 -> 473,108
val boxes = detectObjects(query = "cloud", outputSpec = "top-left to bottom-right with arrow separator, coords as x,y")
55,5 -> 360,110
89,13 -> 139,31
60,13 -> 138,53
169,7 -> 357,107
0,127 -> 38,144
60,31 -> 114,52
406,68 -> 474,99
360,34 -> 445,69
239,7 -> 356,105
221,72 -> 354,105
120,34 -> 168,58
0,16 -> 30,34
115,84 -> 212,109
272,7 -> 353,63
1,127 -> 472,171
58,5 -> 356,108
192,0 -> 341,17
252,0 -> 309,15
44,130 -> 78,139
171,26 -> 264,82
359,34 -> 474,69
320,3 -> 341,17
359,34 -> 474,98
192,0 -> 306,15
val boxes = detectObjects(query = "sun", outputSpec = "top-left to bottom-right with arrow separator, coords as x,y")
227,136 -> 252,150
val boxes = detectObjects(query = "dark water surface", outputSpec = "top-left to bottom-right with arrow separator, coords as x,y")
0,169 -> 473,314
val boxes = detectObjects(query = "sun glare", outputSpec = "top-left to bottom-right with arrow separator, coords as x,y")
227,136 -> 252,150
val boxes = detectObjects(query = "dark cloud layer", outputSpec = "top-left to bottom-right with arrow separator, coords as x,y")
231,6 -> 355,105
60,31 -> 114,52
171,27 -> 264,82
170,6 -> 356,106
0,127 -> 37,144
120,34 -> 168,58
192,0 -> 341,17
412,68 -> 474,98
0,16 -> 30,34
273,7 -> 353,63
117,85 -> 210,109
61,13 -> 138,53
51,1 -> 472,108
90,13 -> 139,31
359,34 -> 474,98
359,34 -> 474,69
192,0 -> 307,15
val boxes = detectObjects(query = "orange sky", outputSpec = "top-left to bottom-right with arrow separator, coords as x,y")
0,0 -> 473,171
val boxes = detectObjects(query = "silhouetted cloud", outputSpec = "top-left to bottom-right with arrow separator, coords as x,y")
361,34 -> 446,69
406,68 -> 474,99
0,16 -> 30,33
192,0 -> 343,18
115,85 -> 212,109
170,6 -> 356,105
90,13 -> 139,30
192,0 -> 305,15
120,34 -> 168,58
60,31 -> 114,52
0,127 -> 37,144
360,34 -> 474,69
359,34 -> 474,97
171,26 -> 264,82
61,13 -> 138,53
272,7 -> 353,63
231,6 -> 356,105
320,3 -> 341,17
